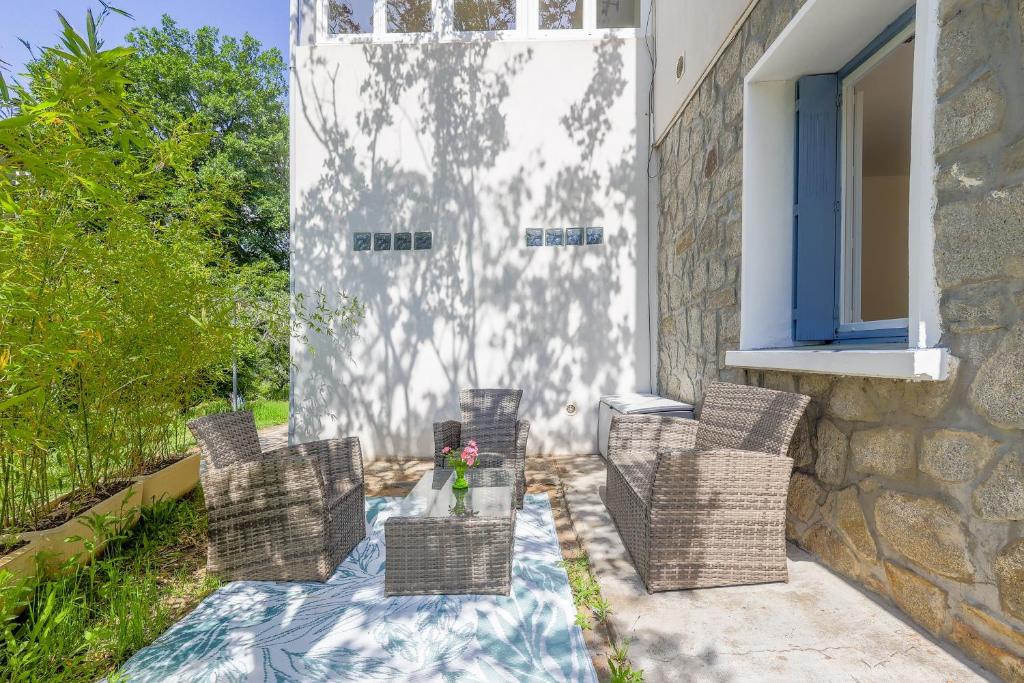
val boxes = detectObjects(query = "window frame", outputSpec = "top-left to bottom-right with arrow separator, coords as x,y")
317,0 -> 646,43
836,13 -> 916,341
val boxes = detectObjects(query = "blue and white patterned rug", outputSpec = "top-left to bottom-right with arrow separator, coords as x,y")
116,494 -> 597,682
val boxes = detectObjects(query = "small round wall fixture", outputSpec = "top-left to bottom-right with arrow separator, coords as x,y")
565,402 -> 578,416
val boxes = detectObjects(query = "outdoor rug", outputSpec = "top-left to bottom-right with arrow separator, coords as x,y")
115,493 -> 597,682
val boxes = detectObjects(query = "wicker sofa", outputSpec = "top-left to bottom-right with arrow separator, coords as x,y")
188,411 -> 365,582
433,388 -> 530,508
605,381 -> 810,592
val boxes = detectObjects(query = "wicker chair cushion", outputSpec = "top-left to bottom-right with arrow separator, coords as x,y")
188,411 -> 263,468
459,388 -> 522,455
695,381 -> 811,457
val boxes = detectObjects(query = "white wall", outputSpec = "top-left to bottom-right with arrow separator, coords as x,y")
654,0 -> 754,143
290,35 -> 653,457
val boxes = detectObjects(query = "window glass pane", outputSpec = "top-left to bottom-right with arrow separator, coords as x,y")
387,0 -> 433,32
328,0 -> 374,34
851,38 -> 913,322
454,0 -> 516,31
597,0 -> 639,29
540,0 -> 582,30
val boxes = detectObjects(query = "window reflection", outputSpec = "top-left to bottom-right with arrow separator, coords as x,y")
597,0 -> 639,29
388,0 -> 433,33
539,0 -> 582,30
454,0 -> 516,32
328,0 -> 374,34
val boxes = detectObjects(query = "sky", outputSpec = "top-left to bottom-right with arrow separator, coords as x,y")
1,0 -> 291,80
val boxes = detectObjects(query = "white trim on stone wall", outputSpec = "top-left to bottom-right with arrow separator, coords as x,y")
732,0 -> 950,380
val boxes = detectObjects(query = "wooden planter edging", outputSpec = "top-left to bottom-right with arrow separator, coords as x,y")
136,453 -> 200,507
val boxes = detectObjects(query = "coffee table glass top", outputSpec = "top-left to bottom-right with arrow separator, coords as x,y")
404,469 -> 513,519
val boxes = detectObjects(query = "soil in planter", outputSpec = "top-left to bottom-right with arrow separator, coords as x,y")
10,479 -> 136,534
136,453 -> 189,477
0,539 -> 28,558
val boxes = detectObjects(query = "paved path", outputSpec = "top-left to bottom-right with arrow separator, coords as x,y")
257,424 -> 288,451
556,453 -> 993,683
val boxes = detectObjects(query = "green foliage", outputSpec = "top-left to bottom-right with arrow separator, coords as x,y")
0,13 -> 238,528
123,16 -> 289,268
608,639 -> 644,683
0,493 -> 216,682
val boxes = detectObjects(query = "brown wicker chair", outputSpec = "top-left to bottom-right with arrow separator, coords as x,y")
606,381 -> 810,592
433,388 -> 529,508
187,411 -> 365,582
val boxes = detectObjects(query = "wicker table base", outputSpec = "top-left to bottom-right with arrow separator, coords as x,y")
385,469 -> 516,596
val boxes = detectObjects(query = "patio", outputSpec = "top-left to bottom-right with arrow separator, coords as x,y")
121,425 -> 987,681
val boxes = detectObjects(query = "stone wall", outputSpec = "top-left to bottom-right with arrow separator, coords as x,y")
655,0 -> 1024,678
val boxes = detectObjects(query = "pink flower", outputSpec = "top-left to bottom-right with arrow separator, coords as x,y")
467,440 -> 477,448
442,446 -> 451,454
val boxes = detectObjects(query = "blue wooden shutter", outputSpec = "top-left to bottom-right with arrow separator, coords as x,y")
793,74 -> 840,342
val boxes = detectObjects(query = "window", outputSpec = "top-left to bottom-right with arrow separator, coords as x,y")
387,0 -> 433,32
454,0 -> 517,31
328,0 -> 374,34
597,0 -> 639,29
539,0 -> 582,30
792,8 -> 914,343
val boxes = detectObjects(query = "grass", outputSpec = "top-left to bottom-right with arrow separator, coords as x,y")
249,399 -> 289,428
561,551 -> 644,682
0,490 -> 218,682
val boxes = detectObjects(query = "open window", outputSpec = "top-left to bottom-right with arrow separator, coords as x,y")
792,9 -> 914,343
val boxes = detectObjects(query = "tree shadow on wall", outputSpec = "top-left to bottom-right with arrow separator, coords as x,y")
290,35 -> 645,457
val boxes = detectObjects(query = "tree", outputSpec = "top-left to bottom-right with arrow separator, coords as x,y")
123,17 -> 289,268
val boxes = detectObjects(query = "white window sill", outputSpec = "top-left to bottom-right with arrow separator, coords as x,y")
725,345 -> 951,381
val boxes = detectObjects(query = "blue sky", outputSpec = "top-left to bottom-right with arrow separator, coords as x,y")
2,1 -> 290,79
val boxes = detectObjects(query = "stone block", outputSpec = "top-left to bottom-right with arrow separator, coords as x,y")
973,454 -> 1024,521
851,427 -> 916,481
874,492 -> 975,582
935,185 -> 1024,288
941,283 -> 1006,333
803,524 -> 860,580
828,379 -> 880,422
904,358 -> 959,418
788,417 -> 815,470
798,374 -> 834,401
996,540 -> 1024,620
961,603 -> 1024,656
950,620 -> 1024,682
921,429 -> 998,482
787,473 -> 825,524
971,322 -> 1024,429
936,4 -> 991,97
833,486 -> 876,559
935,72 -> 1004,155
884,562 -> 948,636
815,419 -> 849,487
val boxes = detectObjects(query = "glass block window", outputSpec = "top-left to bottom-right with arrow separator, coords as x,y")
454,0 -> 516,31
539,0 -> 582,30
328,0 -> 374,34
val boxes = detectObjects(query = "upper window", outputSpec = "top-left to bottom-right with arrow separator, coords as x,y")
539,0 -> 582,30
597,0 -> 640,29
323,0 -> 640,39
328,0 -> 374,34
792,9 -> 914,343
455,0 -> 516,31
388,0 -> 434,32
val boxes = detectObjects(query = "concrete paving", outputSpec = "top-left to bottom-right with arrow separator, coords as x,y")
257,424 -> 288,451
556,453 -> 994,683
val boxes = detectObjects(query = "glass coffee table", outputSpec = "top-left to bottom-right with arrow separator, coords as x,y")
384,468 -> 516,596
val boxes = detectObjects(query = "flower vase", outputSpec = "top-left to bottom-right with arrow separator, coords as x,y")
451,488 -> 468,515
452,462 -> 469,490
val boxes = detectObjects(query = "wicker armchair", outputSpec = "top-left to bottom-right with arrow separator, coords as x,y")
606,381 -> 810,592
433,388 -> 529,508
187,411 -> 365,583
